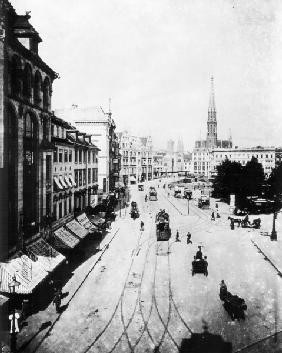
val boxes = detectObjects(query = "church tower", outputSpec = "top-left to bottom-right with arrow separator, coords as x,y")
206,76 -> 217,148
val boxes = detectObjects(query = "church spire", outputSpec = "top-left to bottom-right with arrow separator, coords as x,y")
208,76 -> 216,115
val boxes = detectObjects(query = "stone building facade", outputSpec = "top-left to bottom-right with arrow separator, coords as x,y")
118,131 -> 153,185
51,116 -> 99,229
55,106 -> 120,195
0,1 -> 59,255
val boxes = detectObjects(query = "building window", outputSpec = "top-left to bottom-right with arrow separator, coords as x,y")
69,197 -> 72,213
69,150 -> 72,162
59,149 -> 63,163
79,150 -> 82,163
64,198 -> 67,215
58,202 -> 62,219
88,169 -> 91,184
88,151 -> 91,163
84,151 -> 87,163
83,170 -> 86,185
75,170 -> 78,186
64,150 -> 68,163
53,203 -> 57,220
75,149 -> 78,163
54,149 -> 58,163
79,171 -> 82,186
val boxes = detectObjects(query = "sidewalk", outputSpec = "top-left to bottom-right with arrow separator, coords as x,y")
1,217 -> 125,353
212,197 -> 282,275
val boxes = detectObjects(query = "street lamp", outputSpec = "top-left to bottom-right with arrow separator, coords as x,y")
8,275 -> 21,353
271,211 -> 277,241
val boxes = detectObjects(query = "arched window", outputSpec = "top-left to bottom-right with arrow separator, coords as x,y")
10,55 -> 22,97
43,77 -> 51,110
34,71 -> 42,105
22,64 -> 32,99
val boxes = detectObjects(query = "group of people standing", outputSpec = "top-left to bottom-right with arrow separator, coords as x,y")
175,230 -> 192,244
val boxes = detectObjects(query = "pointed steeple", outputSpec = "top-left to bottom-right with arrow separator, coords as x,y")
208,76 -> 216,115
206,76 -> 217,148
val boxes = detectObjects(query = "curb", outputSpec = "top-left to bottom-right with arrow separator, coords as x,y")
251,239 -> 282,277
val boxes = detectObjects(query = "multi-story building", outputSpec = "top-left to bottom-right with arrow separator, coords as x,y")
55,106 -> 120,195
1,2 -> 59,255
118,131 -> 153,185
51,116 -> 99,229
209,146 -> 276,178
153,151 -> 166,178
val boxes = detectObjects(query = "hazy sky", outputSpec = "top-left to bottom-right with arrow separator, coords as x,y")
14,0 -> 282,151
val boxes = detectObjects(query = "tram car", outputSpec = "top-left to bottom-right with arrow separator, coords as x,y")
197,195 -> 210,209
130,201 -> 139,219
149,186 -> 158,201
155,210 -> 171,240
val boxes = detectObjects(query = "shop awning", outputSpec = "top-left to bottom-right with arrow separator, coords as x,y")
76,213 -> 98,232
54,177 -> 63,190
26,238 -> 65,274
89,215 -> 105,227
65,220 -> 88,239
53,227 -> 80,249
59,176 -> 68,189
64,176 -> 73,188
69,175 -> 77,187
0,241 -> 64,294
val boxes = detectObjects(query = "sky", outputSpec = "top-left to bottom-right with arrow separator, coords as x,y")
14,0 -> 282,151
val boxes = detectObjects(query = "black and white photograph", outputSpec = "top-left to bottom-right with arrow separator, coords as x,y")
0,0 -> 282,352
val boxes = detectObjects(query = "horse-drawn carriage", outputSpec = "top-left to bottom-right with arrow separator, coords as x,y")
192,258 -> 208,276
220,288 -> 247,320
228,215 -> 261,229
156,210 -> 171,241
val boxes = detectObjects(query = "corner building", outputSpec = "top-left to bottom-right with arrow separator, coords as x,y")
0,1 -> 58,254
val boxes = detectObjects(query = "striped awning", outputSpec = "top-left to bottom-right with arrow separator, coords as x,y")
69,175 -> 77,187
64,176 -> 73,188
65,220 -> 88,239
76,213 -> 98,232
54,177 -> 63,190
53,227 -> 80,249
0,240 -> 64,294
59,176 -> 68,189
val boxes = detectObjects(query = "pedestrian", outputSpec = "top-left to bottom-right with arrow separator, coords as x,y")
196,246 -> 202,259
211,211 -> 215,221
186,232 -> 192,244
216,211 -> 220,218
175,230 -> 180,242
140,220 -> 144,231
53,288 -> 62,313
215,203 -> 218,209
230,219 -> 234,230
219,280 -> 227,300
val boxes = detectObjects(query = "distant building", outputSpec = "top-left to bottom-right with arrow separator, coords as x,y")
167,139 -> 175,155
55,106 -> 120,194
118,131 -> 153,185
176,138 -> 184,153
209,146 -> 276,178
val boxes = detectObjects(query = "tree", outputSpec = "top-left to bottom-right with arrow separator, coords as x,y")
267,163 -> 282,199
212,159 -> 243,200
241,157 -> 265,197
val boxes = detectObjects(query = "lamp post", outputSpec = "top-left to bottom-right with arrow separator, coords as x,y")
187,197 -> 190,215
8,275 -> 21,353
271,211 -> 277,241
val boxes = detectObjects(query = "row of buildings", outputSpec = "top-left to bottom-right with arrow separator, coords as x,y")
0,2 -> 120,263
